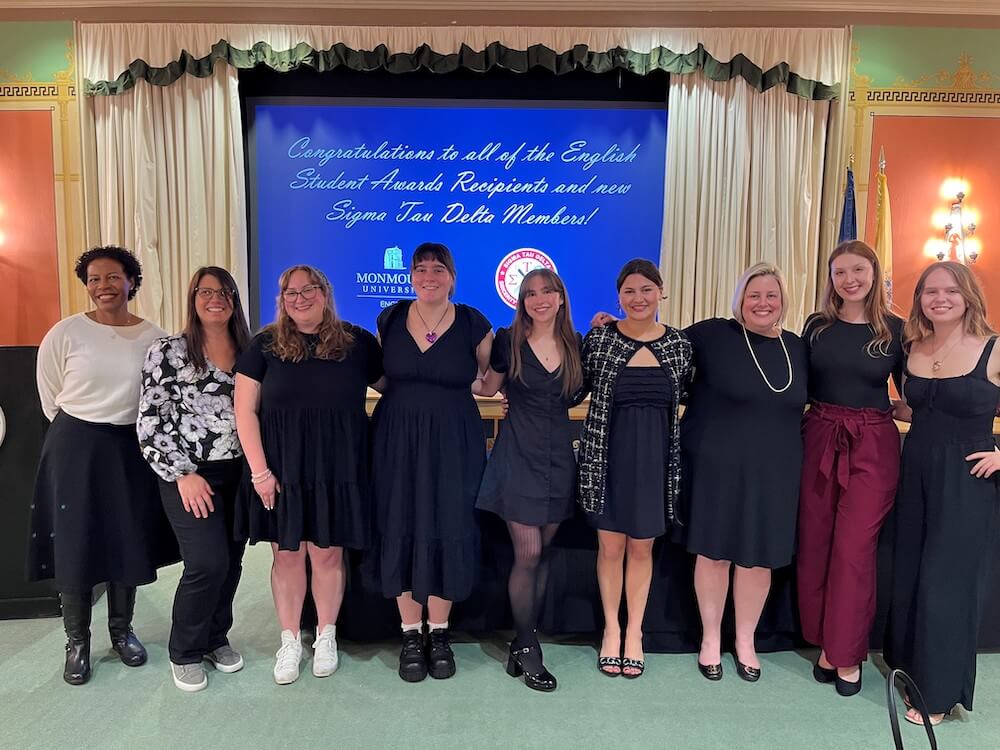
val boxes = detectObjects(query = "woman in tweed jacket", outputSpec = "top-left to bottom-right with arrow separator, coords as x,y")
579,259 -> 692,677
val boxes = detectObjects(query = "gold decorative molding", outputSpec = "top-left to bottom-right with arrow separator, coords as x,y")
53,38 -> 75,85
0,68 -> 33,83
891,53 -> 997,90
849,41 -> 872,90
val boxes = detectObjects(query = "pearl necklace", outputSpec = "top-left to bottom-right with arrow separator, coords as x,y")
742,325 -> 793,394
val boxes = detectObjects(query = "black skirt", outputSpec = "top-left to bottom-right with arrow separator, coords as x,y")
28,412 -> 179,593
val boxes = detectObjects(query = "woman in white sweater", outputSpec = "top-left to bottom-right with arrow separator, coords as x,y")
29,246 -> 178,686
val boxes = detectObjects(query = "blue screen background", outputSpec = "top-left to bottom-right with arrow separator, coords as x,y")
249,100 -> 667,333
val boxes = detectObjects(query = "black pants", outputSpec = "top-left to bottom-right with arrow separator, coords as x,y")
159,459 -> 246,664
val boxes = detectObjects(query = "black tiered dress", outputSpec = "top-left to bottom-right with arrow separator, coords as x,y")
884,337 -> 1000,714
475,327 -> 579,526
235,326 -> 382,550
371,301 -> 492,603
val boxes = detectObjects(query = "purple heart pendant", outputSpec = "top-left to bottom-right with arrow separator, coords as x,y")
425,332 -> 438,344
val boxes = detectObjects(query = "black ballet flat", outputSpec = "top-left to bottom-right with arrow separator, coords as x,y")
698,662 -> 723,681
813,661 -> 837,684
835,665 -> 862,697
735,660 -> 760,683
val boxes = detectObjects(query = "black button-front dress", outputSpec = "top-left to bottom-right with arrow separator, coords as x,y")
476,327 -> 580,526
884,336 -> 1000,714
371,301 -> 492,603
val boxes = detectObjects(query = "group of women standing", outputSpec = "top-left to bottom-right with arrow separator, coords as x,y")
27,239 -> 999,728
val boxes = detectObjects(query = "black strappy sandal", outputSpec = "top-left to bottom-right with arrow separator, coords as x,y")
621,658 -> 645,679
597,655 -> 622,677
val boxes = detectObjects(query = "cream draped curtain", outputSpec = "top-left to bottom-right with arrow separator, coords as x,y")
79,23 -> 848,332
662,76 -> 832,332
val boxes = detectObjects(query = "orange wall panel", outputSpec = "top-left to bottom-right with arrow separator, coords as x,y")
866,115 -> 999,329
0,109 -> 61,346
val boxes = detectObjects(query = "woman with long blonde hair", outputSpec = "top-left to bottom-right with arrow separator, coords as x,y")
475,268 -> 582,691
885,261 -> 1000,726
797,240 -> 905,697
234,264 -> 383,685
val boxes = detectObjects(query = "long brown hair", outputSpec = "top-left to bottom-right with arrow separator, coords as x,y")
810,240 -> 894,356
904,261 -> 995,348
265,265 -> 354,362
183,266 -> 251,373
508,268 -> 582,398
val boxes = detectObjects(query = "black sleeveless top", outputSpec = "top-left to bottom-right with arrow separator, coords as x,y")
904,336 -> 1000,442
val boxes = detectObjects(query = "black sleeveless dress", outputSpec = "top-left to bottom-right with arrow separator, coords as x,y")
884,336 -> 1000,714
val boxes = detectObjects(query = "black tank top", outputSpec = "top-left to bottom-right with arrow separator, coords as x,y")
904,336 -> 1000,441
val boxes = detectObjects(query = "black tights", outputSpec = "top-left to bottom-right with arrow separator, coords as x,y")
507,521 -> 560,648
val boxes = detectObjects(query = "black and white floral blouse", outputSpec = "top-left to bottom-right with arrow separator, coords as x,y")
138,334 -> 242,482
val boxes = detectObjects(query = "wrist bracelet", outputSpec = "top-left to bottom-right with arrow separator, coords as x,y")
251,469 -> 272,484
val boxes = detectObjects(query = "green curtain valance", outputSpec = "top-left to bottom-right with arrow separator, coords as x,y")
84,40 -> 840,101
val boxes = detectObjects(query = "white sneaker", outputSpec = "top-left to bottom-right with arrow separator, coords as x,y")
313,624 -> 339,678
273,630 -> 302,685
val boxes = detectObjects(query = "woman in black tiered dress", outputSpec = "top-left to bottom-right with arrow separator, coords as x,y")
370,243 -> 492,683
235,264 -> 382,686
885,261 -> 1000,727
475,269 -> 583,691
677,263 -> 808,683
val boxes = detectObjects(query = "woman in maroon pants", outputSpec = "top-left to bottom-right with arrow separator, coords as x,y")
797,240 -> 904,697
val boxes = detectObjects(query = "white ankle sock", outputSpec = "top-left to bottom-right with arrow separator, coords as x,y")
401,621 -> 422,633
427,620 -> 448,632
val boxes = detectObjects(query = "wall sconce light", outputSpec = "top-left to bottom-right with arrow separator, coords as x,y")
933,188 -> 981,265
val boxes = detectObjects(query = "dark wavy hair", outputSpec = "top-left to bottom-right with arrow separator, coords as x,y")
183,267 -> 251,373
73,246 -> 143,300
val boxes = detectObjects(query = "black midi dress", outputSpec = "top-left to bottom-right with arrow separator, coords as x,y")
884,337 -> 1000,714
371,301 -> 491,603
475,327 -> 579,526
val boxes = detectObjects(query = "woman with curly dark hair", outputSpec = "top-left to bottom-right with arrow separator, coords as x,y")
234,265 -> 382,685
29,245 -> 178,686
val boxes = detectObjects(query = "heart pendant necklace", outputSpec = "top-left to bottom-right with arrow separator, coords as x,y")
414,303 -> 450,344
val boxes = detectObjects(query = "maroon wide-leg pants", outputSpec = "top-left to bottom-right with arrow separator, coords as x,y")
797,402 -> 900,667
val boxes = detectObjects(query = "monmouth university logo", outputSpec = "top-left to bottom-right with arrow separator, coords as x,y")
495,249 -> 558,309
383,245 -> 405,270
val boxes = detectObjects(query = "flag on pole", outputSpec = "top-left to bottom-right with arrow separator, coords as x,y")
873,148 -> 893,302
838,167 -> 857,243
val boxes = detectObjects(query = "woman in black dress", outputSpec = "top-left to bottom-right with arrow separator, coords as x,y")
579,259 -> 692,678
678,263 -> 808,683
475,269 -> 583,691
234,265 -> 382,686
370,243 -> 492,682
30,246 -> 176,685
886,261 -> 1000,726
138,267 -> 251,692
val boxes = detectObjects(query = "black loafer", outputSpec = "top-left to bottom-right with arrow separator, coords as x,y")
698,662 -> 723,681
735,660 -> 760,682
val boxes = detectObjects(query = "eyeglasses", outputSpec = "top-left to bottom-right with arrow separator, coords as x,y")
195,287 -> 235,300
282,284 -> 322,302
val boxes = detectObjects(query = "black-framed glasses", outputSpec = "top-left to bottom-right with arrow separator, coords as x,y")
282,284 -> 322,302
195,287 -> 235,300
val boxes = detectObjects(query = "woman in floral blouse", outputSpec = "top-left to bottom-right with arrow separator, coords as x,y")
138,267 -> 251,693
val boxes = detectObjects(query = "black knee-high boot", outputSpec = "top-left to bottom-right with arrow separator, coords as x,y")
107,584 -> 147,667
61,592 -> 92,685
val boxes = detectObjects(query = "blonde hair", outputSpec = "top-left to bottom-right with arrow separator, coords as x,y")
811,240 -> 895,356
508,268 -> 583,399
904,261 -> 995,348
731,262 -> 790,327
264,264 -> 354,362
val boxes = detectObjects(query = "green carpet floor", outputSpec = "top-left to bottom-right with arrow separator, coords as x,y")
2,544 -> 997,749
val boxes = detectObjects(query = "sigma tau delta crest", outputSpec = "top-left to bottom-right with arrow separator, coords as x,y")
495,249 -> 558,309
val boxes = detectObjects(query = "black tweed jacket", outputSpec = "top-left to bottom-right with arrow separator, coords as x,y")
577,323 -> 693,524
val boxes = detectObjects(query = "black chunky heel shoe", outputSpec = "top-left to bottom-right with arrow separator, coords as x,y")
427,628 -> 456,680
398,630 -> 427,682
506,643 -> 556,692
